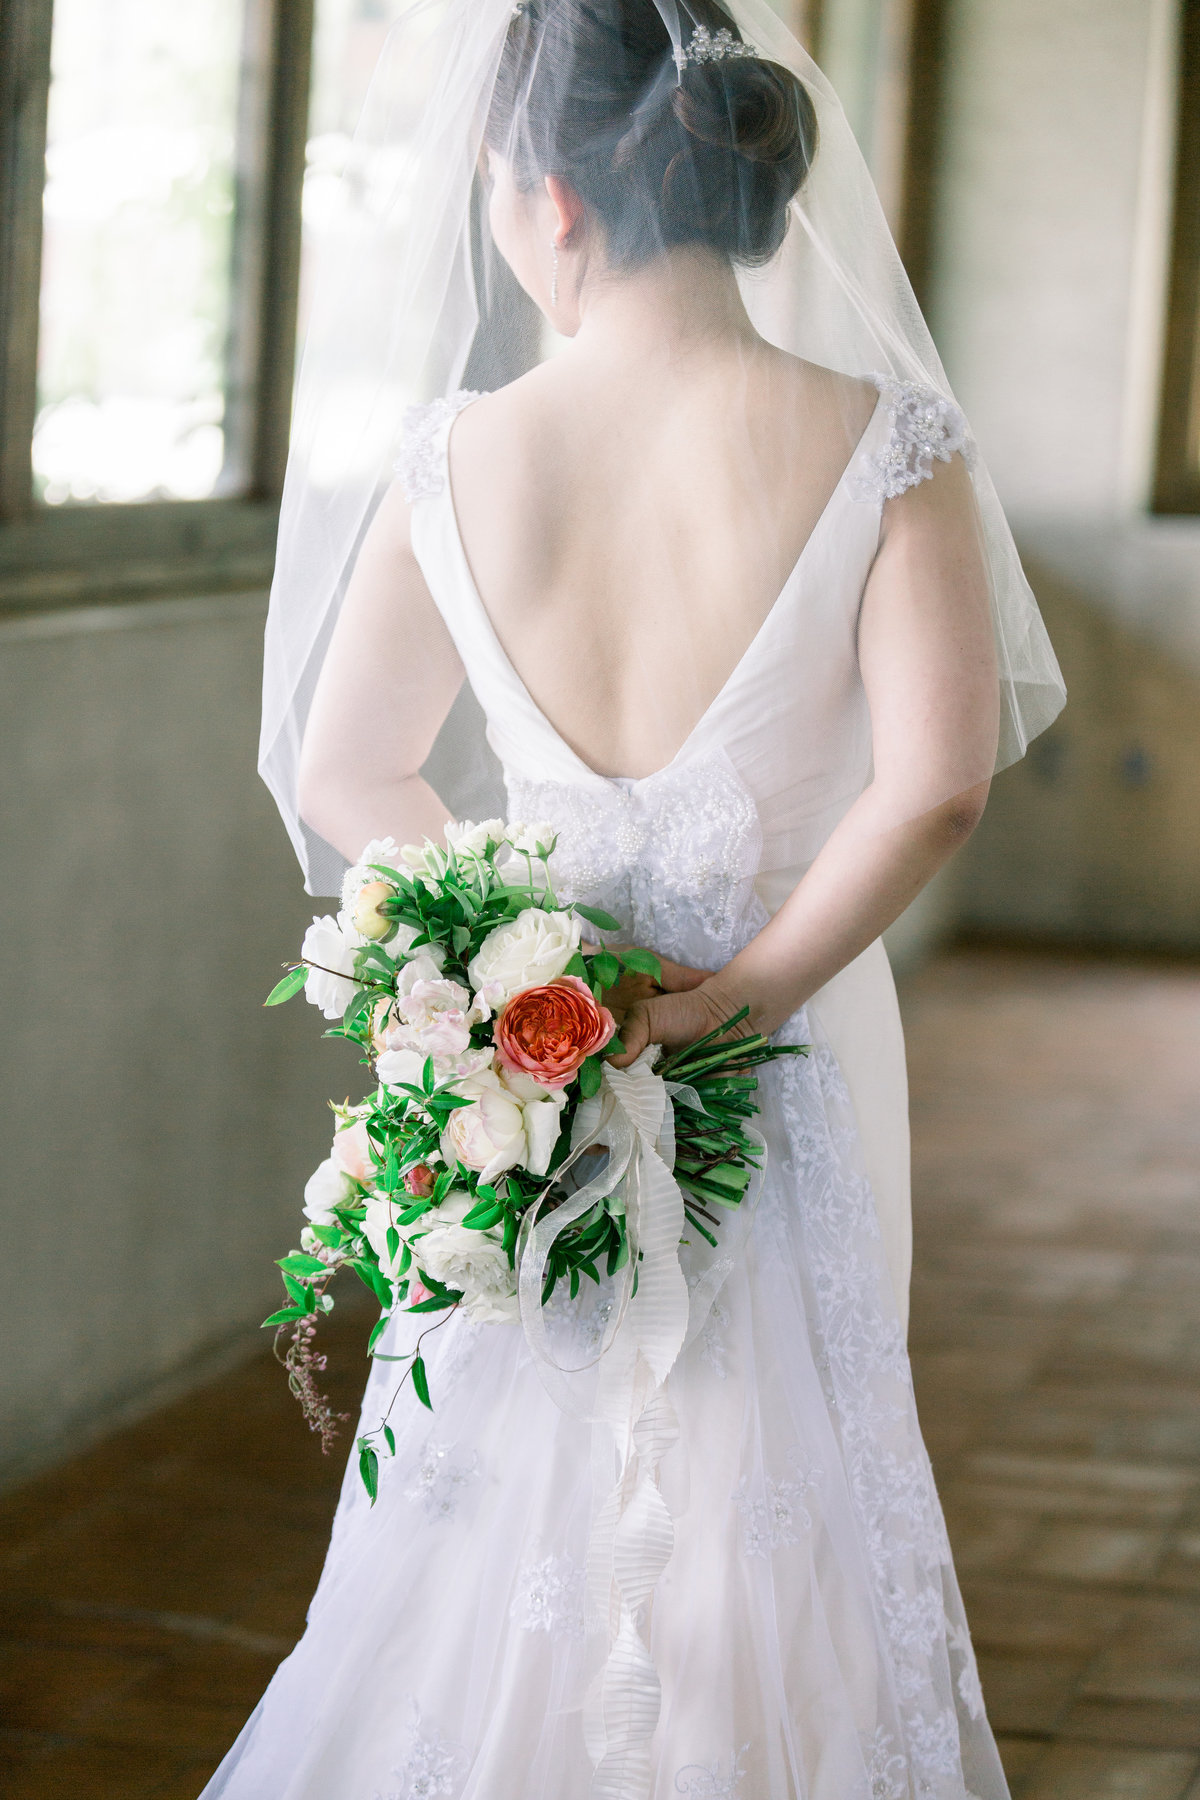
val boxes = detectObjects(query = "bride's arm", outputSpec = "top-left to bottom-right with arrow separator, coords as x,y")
297,483 -> 465,861
612,453 -> 998,1061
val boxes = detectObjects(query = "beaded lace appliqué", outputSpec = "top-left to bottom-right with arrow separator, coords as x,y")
402,1440 -> 480,1522
735,1452 -> 823,1557
851,375 -> 973,504
396,390 -> 482,502
506,749 -> 764,970
374,1701 -> 467,1800
511,1553 -> 588,1639
674,1746 -> 749,1796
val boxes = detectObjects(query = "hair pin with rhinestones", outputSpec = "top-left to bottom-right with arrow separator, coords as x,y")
673,23 -> 757,73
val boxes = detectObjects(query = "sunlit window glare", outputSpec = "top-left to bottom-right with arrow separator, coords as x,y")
34,0 -> 242,506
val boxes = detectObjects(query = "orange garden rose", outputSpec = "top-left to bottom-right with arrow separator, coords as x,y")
495,975 -> 616,1090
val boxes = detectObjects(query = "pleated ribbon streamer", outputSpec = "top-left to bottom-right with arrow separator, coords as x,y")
516,1050 -> 764,1799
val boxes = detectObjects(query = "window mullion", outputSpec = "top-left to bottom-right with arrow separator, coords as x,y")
0,0 -> 53,520
223,0 -> 313,504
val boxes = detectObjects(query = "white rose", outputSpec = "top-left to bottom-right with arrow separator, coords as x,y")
496,1064 -> 568,1177
303,1154 -> 356,1226
397,839 -> 448,886
301,915 -> 359,1019
467,908 -> 582,1006
412,1192 -> 519,1325
504,820 -> 558,856
441,1070 -> 527,1185
390,923 -> 445,970
361,1192 -> 410,1282
445,818 -> 504,859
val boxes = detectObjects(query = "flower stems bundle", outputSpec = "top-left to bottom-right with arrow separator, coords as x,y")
263,820 -> 806,1498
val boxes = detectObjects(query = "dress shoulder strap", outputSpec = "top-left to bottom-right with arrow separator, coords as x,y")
850,374 -> 974,504
395,389 -> 484,502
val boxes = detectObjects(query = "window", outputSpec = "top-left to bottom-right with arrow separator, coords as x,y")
1157,0 -> 1200,512
0,0 -> 313,608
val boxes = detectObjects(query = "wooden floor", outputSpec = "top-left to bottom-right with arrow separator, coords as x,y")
3,946 -> 1200,1800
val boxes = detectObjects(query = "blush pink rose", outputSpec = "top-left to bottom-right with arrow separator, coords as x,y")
494,975 -> 616,1091
332,1116 -> 374,1183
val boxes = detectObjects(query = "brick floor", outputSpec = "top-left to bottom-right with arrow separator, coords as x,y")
2,946 -> 1199,1799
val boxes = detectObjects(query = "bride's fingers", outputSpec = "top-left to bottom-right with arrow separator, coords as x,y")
608,1001 -> 651,1066
655,956 -> 713,993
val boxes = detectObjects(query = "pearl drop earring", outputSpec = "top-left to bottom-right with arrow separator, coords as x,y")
550,239 -> 559,308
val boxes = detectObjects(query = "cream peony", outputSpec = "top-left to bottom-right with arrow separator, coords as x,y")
388,972 -> 474,1062
466,907 -> 582,1006
440,1070 -> 528,1185
496,1063 -> 568,1177
411,1192 -> 519,1325
301,915 -> 358,1019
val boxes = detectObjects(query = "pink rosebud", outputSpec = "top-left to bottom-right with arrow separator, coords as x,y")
408,1279 -> 433,1309
403,1163 -> 435,1198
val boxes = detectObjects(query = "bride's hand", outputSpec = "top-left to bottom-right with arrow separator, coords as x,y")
595,950 -> 710,1032
605,971 -> 753,1068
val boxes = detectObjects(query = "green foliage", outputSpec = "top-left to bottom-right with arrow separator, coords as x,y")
573,902 -> 622,933
619,948 -> 663,981
264,965 -> 307,1006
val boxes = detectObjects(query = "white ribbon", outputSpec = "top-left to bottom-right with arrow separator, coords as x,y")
516,1049 -> 765,1800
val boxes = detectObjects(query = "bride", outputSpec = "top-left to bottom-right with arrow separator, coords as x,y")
208,1 -> 1064,1795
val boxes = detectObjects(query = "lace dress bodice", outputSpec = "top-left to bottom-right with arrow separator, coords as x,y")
401,378 -> 969,968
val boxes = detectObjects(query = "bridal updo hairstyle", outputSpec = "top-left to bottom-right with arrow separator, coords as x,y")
488,0 -> 818,269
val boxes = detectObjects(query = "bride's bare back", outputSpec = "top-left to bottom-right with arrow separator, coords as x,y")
448,343 -> 879,779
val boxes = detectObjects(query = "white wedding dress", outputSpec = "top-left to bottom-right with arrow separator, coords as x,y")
204,378 -> 1008,1800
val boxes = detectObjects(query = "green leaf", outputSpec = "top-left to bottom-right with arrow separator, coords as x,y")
619,948 -> 662,981
386,1224 -> 401,1262
590,950 -> 620,989
358,1439 -> 379,1504
396,1198 -> 433,1226
461,1200 -> 503,1230
411,1355 -> 432,1409
350,1258 -> 393,1306
407,1294 -> 455,1313
563,950 -> 589,980
282,1271 -> 310,1308
277,1252 -> 327,1278
421,1055 -> 436,1095
367,1314 -> 391,1354
264,965 -> 307,1006
574,902 -> 622,933
451,923 -> 470,954
383,1424 -> 395,1454
262,1305 -> 306,1327
578,1055 -> 603,1099
307,1222 -> 343,1248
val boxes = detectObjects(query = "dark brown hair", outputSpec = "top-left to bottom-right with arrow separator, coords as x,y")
487,0 -> 818,268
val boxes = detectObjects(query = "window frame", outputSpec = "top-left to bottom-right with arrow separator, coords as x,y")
1156,0 -> 1200,514
0,0 -> 313,613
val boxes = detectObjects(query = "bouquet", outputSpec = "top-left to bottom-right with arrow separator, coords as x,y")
264,819 -> 804,1499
